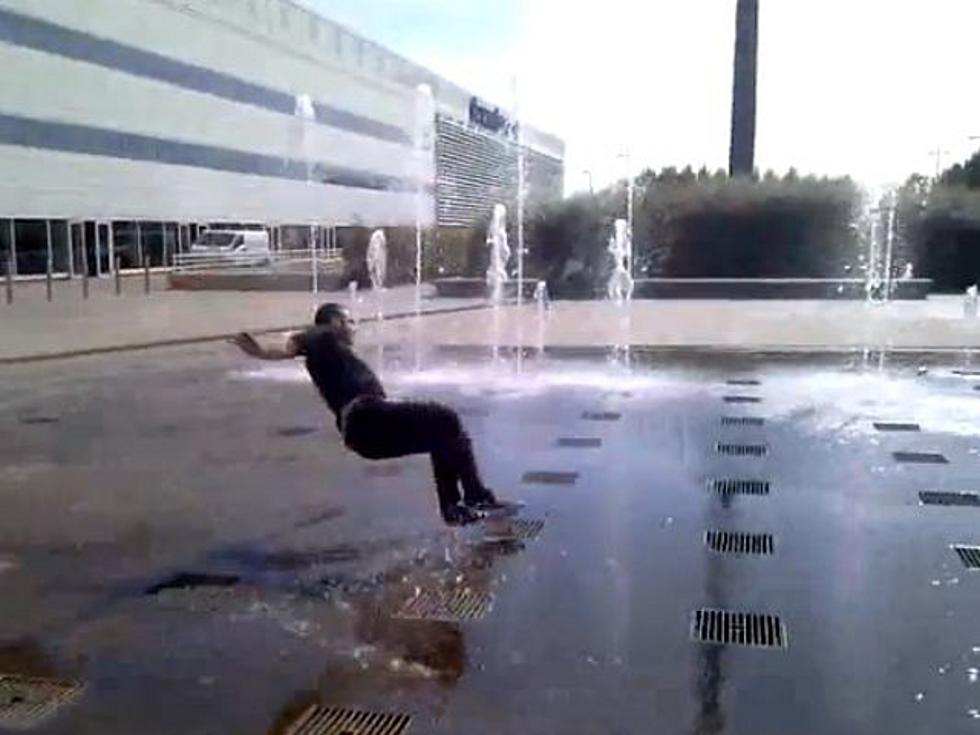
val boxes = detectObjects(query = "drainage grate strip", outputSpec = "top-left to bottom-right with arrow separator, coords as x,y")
704,530 -> 774,555
920,491 -> 980,507
716,443 -> 768,457
557,437 -> 602,448
720,416 -> 765,427
522,471 -> 579,485
0,676 -> 83,729
709,479 -> 770,496
19,416 -> 59,425
726,379 -> 761,386
484,518 -> 545,543
893,451 -> 948,464
723,395 -> 761,404
953,545 -> 980,569
873,422 -> 921,432
145,572 -> 240,595
395,587 -> 493,622
284,704 -> 412,735
582,411 -> 621,421
690,608 -> 787,649
276,426 -> 319,437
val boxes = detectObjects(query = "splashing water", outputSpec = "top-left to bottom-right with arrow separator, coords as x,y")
413,84 -> 435,316
486,204 -> 511,307
366,229 -> 387,320
607,218 -> 634,306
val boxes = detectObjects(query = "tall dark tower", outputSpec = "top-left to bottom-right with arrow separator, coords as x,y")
729,0 -> 759,177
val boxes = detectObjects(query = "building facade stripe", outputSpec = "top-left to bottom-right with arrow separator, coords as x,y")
0,113 -> 423,193
0,6 -> 411,146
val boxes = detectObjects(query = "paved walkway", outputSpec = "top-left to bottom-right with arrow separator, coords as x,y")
361,296 -> 980,351
3,279 -> 980,363
0,278 -> 484,362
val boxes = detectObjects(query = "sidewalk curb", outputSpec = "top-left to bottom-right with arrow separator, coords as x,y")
0,303 -> 491,366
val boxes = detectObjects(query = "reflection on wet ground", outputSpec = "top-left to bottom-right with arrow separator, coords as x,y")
6,347 -> 980,732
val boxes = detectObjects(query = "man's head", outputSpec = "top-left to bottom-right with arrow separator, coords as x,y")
313,302 -> 354,345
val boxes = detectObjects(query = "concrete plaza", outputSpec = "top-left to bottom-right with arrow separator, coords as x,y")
4,312 -> 980,731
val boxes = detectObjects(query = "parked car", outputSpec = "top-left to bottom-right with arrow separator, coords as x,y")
187,229 -> 271,266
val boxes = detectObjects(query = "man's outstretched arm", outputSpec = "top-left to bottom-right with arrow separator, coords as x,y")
229,332 -> 300,361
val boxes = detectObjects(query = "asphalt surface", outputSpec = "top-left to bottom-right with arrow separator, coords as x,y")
3,343 -> 980,733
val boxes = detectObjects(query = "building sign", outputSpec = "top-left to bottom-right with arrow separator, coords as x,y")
468,97 -> 518,140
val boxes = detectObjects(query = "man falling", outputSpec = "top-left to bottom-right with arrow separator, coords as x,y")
231,303 -> 510,525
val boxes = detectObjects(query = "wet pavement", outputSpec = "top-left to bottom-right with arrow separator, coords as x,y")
4,343 -> 980,732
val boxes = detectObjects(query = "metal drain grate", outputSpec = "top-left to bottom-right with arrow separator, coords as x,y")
690,608 -> 787,649
145,572 -> 240,595
726,379 -> 761,386
557,437 -> 602,448
284,704 -> 412,735
709,479 -> 770,496
953,369 -> 980,376
484,518 -> 545,543
952,545 -> 980,569
723,395 -> 761,404
19,416 -> 59,425
873,422 -> 921,432
522,471 -> 579,485
582,411 -> 621,421
919,491 -> 980,507
276,426 -> 319,437
394,587 -> 493,622
0,675 -> 83,729
720,416 -> 765,427
893,451 -> 948,464
716,443 -> 768,457
705,530 -> 774,555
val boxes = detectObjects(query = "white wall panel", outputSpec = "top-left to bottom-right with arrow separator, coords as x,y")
0,0 -> 414,131
0,146 -> 434,226
0,43 -> 430,182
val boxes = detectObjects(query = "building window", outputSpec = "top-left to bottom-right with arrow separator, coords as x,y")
309,17 -> 318,42
280,5 -> 289,29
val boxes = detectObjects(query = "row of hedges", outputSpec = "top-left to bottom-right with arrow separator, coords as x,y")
338,225 -> 484,287
522,174 -> 861,297
338,165 -> 980,296
897,178 -> 980,291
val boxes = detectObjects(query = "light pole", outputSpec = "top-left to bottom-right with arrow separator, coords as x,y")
582,169 -> 594,196
929,145 -> 951,179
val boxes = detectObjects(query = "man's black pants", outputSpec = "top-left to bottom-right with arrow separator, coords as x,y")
342,397 -> 487,510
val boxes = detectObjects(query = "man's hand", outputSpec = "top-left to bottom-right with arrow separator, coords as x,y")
229,332 -> 264,358
229,332 -> 300,360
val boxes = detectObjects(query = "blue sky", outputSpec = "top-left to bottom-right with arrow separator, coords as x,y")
297,1 -> 980,191
297,0 -> 524,84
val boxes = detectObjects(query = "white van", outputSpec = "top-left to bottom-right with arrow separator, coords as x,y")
189,229 -> 271,265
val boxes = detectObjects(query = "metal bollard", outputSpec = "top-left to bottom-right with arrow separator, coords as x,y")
5,260 -> 12,305
114,256 -> 122,296
143,256 -> 150,295
82,266 -> 89,300
45,259 -> 52,302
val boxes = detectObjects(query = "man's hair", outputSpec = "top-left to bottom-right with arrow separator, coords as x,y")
313,302 -> 349,326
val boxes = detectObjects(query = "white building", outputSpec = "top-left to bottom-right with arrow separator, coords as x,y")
0,0 -> 564,276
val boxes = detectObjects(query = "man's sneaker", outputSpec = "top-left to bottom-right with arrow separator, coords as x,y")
465,490 -> 524,515
442,503 -> 484,527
